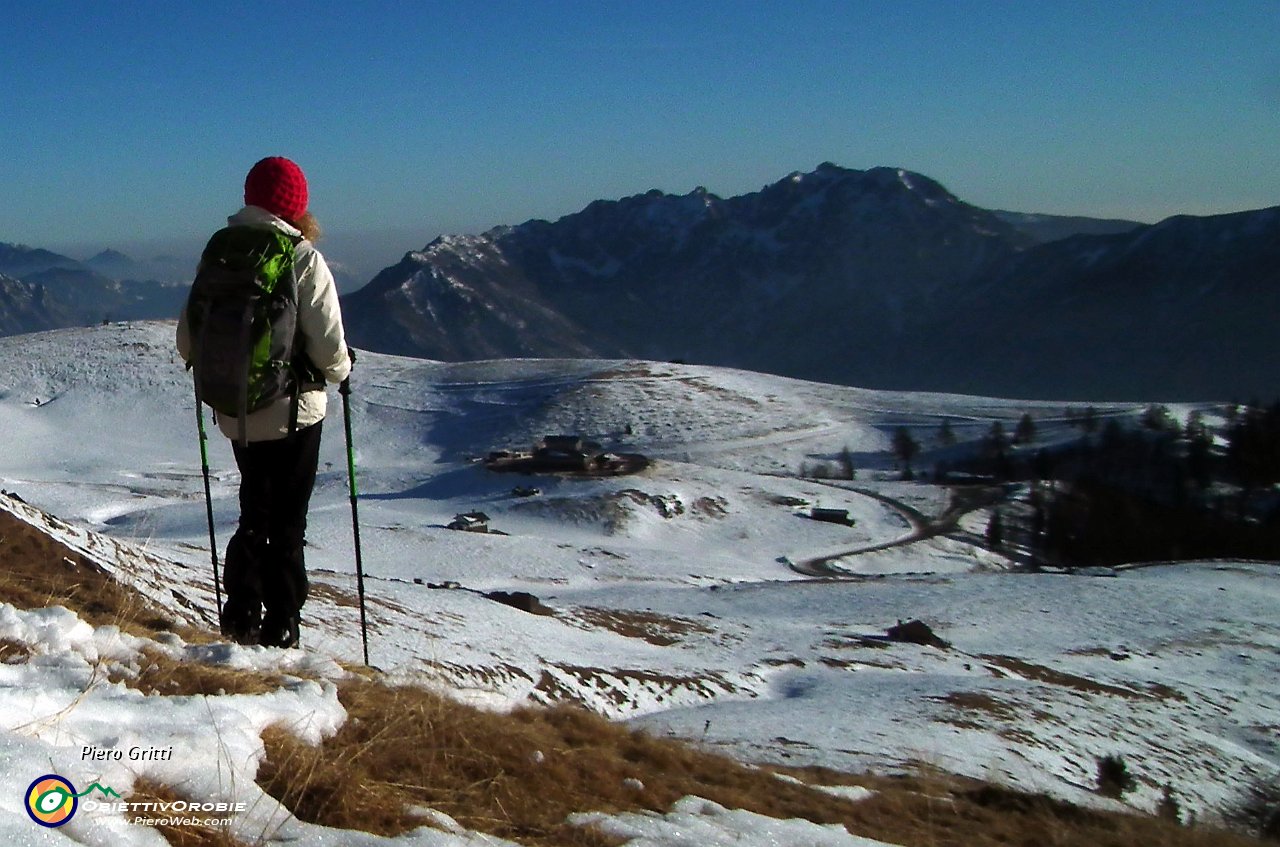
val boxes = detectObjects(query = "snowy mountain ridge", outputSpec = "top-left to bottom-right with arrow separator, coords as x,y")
344,163 -> 1278,401
343,163 -> 1024,380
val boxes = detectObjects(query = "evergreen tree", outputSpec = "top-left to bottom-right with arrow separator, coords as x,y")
1081,406 -> 1100,434
1014,413 -> 1037,445
838,446 -> 856,480
1033,448 -> 1053,481
1142,403 -> 1176,432
891,427 -> 920,480
937,418 -> 956,447
986,510 -> 1004,549
1100,418 -> 1126,451
1227,400 -> 1280,488
1157,784 -> 1180,824
1184,411 -> 1213,491
985,421 -> 1009,456
1184,409 -> 1208,442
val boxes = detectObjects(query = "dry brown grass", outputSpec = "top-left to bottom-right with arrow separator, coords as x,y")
0,505 -> 223,646
981,654 -> 1168,700
257,676 -> 879,846
108,647 -> 293,697
564,606 -> 716,646
0,637 -> 32,664
0,507 -> 175,634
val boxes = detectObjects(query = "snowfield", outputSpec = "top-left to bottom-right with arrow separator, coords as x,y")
0,321 -> 1274,845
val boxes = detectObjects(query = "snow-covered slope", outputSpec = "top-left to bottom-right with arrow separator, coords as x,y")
0,322 -> 1275,839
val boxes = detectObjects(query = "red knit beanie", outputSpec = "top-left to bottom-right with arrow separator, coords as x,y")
244,157 -> 308,222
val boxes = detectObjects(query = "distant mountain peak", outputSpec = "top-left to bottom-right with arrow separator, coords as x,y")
89,248 -> 132,263
0,242 -> 82,279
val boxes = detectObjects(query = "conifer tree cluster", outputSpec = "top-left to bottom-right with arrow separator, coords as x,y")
1031,401 -> 1280,566
921,401 -> 1280,567
1226,401 -> 1280,489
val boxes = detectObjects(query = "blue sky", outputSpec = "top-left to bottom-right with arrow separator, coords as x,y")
2,1 -> 1277,279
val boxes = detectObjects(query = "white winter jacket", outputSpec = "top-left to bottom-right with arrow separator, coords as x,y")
176,206 -> 352,442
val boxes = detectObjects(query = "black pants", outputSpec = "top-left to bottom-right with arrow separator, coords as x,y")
223,421 -> 323,628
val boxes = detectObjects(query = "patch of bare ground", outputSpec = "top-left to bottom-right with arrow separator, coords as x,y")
675,375 -> 764,408
592,363 -> 664,381
822,634 -> 895,650
931,691 -> 1025,731
533,664 -> 743,709
422,658 -> 535,692
564,606 -> 717,646
820,769 -> 1265,847
762,656 -> 806,667
690,495 -> 728,518
982,654 -> 1180,700
306,582 -> 363,610
0,638 -> 31,663
819,656 -> 905,671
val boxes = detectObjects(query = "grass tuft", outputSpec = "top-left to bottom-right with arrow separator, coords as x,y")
109,647 -> 292,697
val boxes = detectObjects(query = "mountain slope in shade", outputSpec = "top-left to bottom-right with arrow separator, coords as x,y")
0,241 -> 188,330
344,164 -> 1028,374
993,209 -> 1145,244
0,242 -> 81,278
930,207 -> 1280,400
344,164 -> 1277,401
0,273 -> 77,334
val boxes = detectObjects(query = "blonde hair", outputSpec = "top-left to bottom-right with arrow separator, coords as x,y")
295,211 -> 322,242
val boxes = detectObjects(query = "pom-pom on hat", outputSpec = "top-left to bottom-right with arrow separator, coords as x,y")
244,156 -> 308,222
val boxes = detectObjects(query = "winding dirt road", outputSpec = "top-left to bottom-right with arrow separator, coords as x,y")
789,484 -> 1008,577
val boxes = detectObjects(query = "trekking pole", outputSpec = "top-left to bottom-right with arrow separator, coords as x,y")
339,376 -> 370,666
193,384 -> 223,618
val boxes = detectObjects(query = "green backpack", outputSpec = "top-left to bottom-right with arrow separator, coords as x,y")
185,226 -> 315,440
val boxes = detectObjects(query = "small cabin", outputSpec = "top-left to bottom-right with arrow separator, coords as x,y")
533,435 -> 602,470
448,511 -> 491,533
810,507 -> 853,526
539,435 -> 587,453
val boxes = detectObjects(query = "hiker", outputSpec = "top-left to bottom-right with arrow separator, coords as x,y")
177,156 -> 352,648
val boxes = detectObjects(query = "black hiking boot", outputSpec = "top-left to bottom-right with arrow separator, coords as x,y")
220,599 -> 262,646
259,611 -> 300,649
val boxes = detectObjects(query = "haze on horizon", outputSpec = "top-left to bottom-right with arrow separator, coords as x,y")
3,2 -> 1278,284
